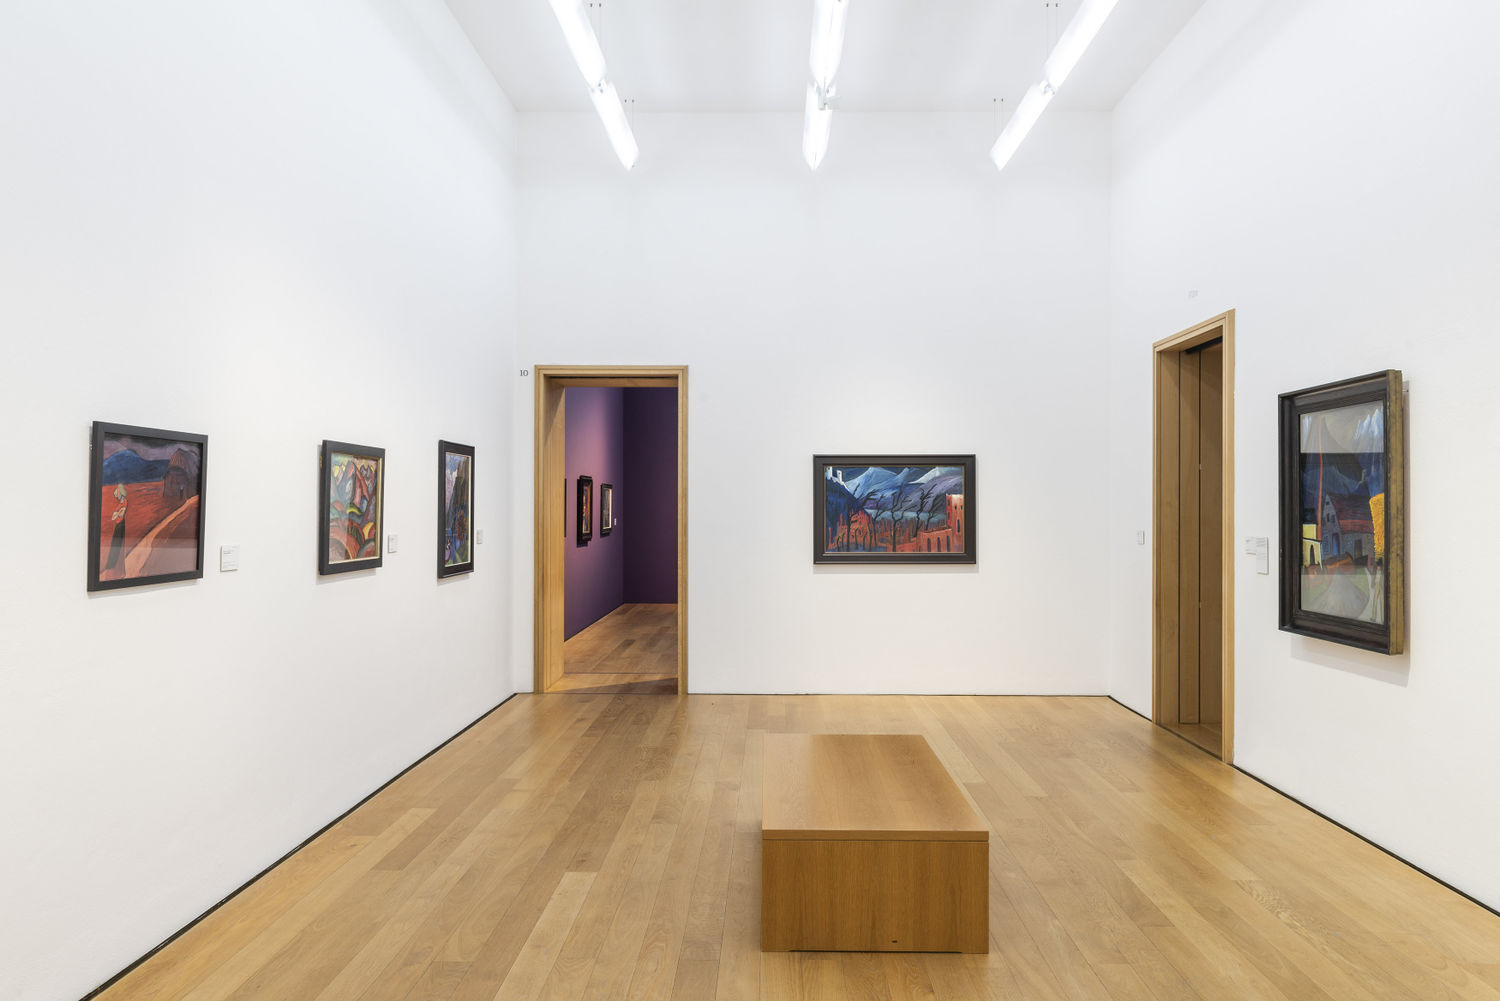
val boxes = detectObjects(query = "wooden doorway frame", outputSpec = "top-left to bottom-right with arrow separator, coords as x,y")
533,365 -> 688,694
1153,312 -> 1235,762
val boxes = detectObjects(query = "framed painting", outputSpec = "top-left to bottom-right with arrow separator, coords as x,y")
438,440 -> 474,577
87,421 -> 207,591
1279,371 -> 1405,653
814,454 -> 976,564
600,483 -> 614,536
320,440 -> 385,575
576,474 -> 593,545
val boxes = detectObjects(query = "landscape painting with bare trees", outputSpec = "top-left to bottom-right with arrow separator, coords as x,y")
814,454 -> 975,564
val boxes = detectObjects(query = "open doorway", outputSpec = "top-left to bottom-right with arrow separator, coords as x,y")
1153,313 -> 1235,761
534,366 -> 687,694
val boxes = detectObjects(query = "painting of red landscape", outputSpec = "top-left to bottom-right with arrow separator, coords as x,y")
87,422 -> 207,591
814,454 -> 976,565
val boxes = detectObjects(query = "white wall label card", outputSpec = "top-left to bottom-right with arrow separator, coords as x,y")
219,545 -> 240,572
1252,537 -> 1269,575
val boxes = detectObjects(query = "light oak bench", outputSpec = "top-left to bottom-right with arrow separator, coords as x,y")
761,733 -> 989,953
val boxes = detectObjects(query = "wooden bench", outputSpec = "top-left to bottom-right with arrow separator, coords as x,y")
761,733 -> 989,953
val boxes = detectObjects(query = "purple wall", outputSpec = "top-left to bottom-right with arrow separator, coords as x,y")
564,386 -> 679,640
564,387 -> 625,638
623,389 -> 679,604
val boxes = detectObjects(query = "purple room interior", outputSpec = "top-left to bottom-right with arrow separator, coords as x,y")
563,387 -> 679,640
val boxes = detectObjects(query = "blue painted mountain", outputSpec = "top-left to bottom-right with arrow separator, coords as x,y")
101,449 -> 170,485
826,466 -> 964,523
1300,452 -> 1383,516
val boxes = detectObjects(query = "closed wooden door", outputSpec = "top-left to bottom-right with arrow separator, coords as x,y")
1177,341 -> 1222,725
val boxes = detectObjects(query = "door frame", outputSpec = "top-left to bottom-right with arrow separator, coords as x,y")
533,365 -> 689,694
1152,312 -> 1235,762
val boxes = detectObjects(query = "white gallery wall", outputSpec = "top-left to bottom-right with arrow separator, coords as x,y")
1106,0 -> 1500,909
0,3 -> 518,999
514,111 -> 1112,695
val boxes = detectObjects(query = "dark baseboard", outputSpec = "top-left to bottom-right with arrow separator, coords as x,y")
1107,695 -> 1152,722
79,692 -> 519,1001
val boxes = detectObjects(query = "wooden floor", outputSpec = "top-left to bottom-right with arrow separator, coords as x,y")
96,696 -> 1500,1001
1165,721 -> 1222,758
557,603 -> 677,695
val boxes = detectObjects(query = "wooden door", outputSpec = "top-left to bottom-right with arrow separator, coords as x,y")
1174,342 -> 1223,726
1153,311 -> 1235,761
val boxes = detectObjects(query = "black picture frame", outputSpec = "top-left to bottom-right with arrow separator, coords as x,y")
1278,370 -> 1405,654
600,483 -> 614,536
576,474 -> 593,545
319,439 -> 385,575
87,420 -> 208,591
813,454 -> 976,565
438,440 -> 474,578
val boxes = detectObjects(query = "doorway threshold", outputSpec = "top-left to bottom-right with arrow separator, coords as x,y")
1163,721 -> 1223,758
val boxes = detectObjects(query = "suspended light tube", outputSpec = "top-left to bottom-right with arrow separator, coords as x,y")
809,0 -> 850,90
1044,0 -> 1119,90
547,0 -> 607,87
803,0 -> 849,169
803,84 -> 832,170
547,0 -> 638,169
989,80 -> 1054,172
990,0 -> 1118,173
590,80 -> 639,170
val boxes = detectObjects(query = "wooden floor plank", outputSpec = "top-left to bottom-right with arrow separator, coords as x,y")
560,603 -> 677,694
90,695 -> 1500,1001
494,871 -> 597,1001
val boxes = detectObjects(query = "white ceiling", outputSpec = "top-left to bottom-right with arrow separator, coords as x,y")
443,0 -> 1206,114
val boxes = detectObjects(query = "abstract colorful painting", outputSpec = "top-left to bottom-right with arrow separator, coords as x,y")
576,475 -> 593,545
1279,371 -> 1405,653
319,440 -> 384,575
600,483 -> 614,537
814,454 -> 976,564
87,421 -> 207,591
438,440 -> 474,577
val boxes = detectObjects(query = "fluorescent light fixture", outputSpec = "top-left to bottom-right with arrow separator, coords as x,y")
546,0 -> 607,87
989,80 -> 1054,172
590,80 -> 639,170
990,0 -> 1117,172
546,0 -> 637,169
809,0 -> 850,89
1043,0 -> 1119,90
803,84 -> 832,169
803,0 -> 848,170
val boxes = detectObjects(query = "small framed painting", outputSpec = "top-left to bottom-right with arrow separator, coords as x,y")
438,440 -> 474,577
814,454 -> 976,564
320,440 -> 385,575
87,421 -> 208,591
1279,371 -> 1405,653
600,483 -> 614,536
576,475 -> 593,545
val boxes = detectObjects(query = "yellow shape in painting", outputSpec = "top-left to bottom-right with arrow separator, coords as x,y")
362,522 -> 378,541
1301,524 -> 1321,567
1369,493 -> 1385,558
